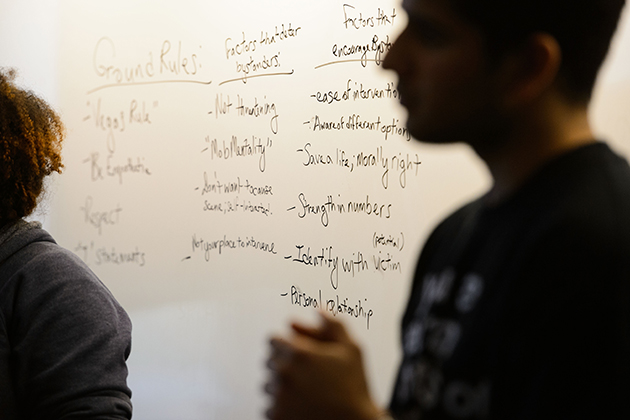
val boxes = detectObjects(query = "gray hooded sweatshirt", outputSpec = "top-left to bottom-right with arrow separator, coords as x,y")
0,220 -> 132,419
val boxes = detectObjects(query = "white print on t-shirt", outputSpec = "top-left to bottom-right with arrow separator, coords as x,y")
414,360 -> 443,410
416,268 -> 456,318
456,273 -> 485,313
425,317 -> 462,360
397,268 -> 490,417
396,359 -> 444,409
404,321 -> 425,355
442,380 -> 490,419
397,358 -> 490,419
396,363 -> 416,403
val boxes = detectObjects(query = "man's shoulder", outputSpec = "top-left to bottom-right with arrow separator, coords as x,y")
542,143 -> 630,241
432,199 -> 485,238
491,142 -> 630,245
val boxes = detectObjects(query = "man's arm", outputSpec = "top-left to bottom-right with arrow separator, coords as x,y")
265,312 -> 388,420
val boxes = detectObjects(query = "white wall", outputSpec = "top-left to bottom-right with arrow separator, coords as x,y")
0,0 -> 59,102
0,0 -> 60,229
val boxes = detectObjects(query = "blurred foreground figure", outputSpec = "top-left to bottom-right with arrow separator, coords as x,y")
0,68 -> 132,419
266,0 -> 630,419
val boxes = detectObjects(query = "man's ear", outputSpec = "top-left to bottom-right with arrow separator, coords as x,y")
497,33 -> 562,108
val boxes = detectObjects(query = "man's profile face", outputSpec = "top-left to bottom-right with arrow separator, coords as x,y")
384,0 -> 506,146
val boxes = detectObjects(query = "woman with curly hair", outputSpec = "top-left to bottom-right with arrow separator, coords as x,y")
0,68 -> 132,419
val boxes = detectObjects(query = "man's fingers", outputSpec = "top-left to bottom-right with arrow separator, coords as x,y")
290,322 -> 325,340
265,406 -> 278,420
317,311 -> 352,342
269,337 -> 295,370
290,312 -> 352,344
264,374 -> 279,396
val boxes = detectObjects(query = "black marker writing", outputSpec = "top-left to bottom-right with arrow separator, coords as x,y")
192,234 -> 277,261
204,135 -> 271,172
282,284 -> 374,330
305,114 -> 411,141
310,79 -> 399,104
80,196 -> 123,235
199,172 -> 273,197
330,35 -> 392,67
373,231 -> 405,251
84,153 -> 152,184
343,4 -> 397,29
290,193 -> 392,227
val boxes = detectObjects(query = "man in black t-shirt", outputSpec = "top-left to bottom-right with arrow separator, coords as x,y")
265,1 -> 630,419
388,141 -> 630,419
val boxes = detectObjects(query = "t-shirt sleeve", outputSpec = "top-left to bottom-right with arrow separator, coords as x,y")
8,246 -> 132,419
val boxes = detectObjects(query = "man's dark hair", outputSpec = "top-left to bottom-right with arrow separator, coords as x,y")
448,0 -> 626,103
0,68 -> 64,226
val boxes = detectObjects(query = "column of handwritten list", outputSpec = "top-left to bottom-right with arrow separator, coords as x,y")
278,3 -> 416,330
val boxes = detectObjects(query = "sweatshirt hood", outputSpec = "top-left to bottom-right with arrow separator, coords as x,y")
0,220 -> 54,266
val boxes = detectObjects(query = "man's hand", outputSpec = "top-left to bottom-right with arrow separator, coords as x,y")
265,311 -> 383,420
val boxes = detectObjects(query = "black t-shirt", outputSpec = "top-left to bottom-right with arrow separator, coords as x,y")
390,142 -> 630,419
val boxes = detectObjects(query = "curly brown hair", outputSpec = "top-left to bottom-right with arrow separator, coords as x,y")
0,68 -> 64,226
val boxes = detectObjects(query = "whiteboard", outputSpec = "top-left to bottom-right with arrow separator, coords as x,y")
2,0 -> 621,419
47,1 -> 487,418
